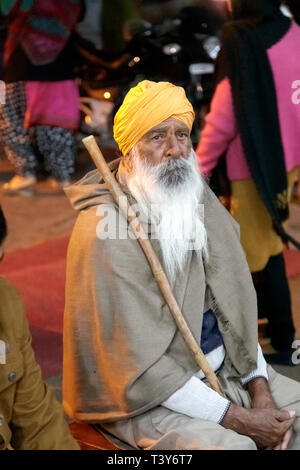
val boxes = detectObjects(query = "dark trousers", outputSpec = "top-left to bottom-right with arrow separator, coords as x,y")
252,252 -> 295,351
0,81 -> 75,181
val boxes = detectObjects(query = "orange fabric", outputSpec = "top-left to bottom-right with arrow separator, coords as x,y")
113,80 -> 195,155
69,422 -> 119,450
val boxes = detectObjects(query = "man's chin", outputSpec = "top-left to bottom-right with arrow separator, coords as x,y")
159,174 -> 191,193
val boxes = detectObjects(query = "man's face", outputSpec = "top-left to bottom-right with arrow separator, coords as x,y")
133,117 -> 192,166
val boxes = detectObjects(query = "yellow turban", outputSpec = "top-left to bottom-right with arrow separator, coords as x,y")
113,80 -> 195,156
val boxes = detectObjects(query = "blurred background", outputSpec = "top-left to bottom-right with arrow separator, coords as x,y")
0,0 -> 300,402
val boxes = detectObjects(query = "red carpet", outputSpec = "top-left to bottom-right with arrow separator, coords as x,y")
0,238 -> 300,379
0,237 -> 69,378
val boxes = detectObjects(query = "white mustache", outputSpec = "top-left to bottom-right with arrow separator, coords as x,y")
156,157 -> 193,190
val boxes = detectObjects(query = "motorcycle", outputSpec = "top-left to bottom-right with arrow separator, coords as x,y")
75,4 -> 226,147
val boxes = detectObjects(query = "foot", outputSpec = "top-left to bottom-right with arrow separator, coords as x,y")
3,174 -> 36,195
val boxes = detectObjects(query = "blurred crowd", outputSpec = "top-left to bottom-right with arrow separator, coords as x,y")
0,0 -> 299,193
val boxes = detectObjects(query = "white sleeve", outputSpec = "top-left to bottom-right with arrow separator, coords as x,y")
240,344 -> 268,387
161,375 -> 230,423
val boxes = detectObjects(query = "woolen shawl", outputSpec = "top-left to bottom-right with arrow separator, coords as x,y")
63,163 -> 258,422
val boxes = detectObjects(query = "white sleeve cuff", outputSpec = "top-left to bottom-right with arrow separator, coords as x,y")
240,344 -> 268,387
162,375 -> 230,423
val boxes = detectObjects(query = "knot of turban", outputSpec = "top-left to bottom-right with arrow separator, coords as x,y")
113,80 -> 195,156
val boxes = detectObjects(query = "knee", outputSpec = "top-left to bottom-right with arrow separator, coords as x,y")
181,433 -> 257,450
230,435 -> 257,450
172,429 -> 257,451
294,415 -> 300,432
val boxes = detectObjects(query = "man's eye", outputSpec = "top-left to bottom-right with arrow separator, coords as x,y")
152,134 -> 163,140
178,132 -> 188,138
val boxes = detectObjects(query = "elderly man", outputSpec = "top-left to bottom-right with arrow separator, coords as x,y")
63,80 -> 300,450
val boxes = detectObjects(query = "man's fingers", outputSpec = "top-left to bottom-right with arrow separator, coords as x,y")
281,428 -> 293,450
277,417 -> 295,442
276,409 -> 296,422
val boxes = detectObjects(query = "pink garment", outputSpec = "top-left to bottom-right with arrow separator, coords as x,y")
24,80 -> 80,130
196,21 -> 300,181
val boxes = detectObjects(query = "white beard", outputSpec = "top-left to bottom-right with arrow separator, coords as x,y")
125,148 -> 208,281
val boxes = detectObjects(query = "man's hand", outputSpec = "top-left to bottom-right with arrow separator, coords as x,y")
221,403 -> 295,449
247,378 -> 295,449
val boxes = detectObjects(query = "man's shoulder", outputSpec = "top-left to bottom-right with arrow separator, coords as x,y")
74,201 -> 120,226
70,202 -> 133,248
203,183 -> 240,236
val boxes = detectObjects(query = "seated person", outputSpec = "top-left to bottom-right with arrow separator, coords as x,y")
0,207 -> 79,450
63,80 -> 300,450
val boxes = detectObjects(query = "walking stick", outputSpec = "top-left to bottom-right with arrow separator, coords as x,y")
82,135 -> 224,397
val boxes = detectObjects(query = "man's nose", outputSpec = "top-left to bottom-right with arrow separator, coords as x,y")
166,135 -> 181,158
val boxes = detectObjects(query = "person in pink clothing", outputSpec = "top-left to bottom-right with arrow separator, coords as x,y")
196,0 -> 300,365
0,0 -> 83,194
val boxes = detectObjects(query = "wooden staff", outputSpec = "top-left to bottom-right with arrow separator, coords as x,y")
82,135 -> 224,397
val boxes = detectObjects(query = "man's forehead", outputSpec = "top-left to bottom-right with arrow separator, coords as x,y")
144,117 -> 190,136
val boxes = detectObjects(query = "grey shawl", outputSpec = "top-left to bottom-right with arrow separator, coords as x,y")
63,162 -> 258,422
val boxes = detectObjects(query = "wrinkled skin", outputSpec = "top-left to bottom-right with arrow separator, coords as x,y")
221,378 -> 295,450
132,117 -> 192,166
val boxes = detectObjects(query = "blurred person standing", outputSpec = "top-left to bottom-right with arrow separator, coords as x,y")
285,0 -> 300,203
76,0 -> 139,53
196,0 -> 300,365
0,0 -> 83,194
286,0 -> 300,24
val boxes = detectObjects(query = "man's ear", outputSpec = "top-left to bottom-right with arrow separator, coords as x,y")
0,245 -> 3,261
123,151 -> 134,173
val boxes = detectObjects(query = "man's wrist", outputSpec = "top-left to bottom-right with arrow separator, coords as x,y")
246,377 -> 269,397
220,403 -> 249,434
247,377 -> 276,409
